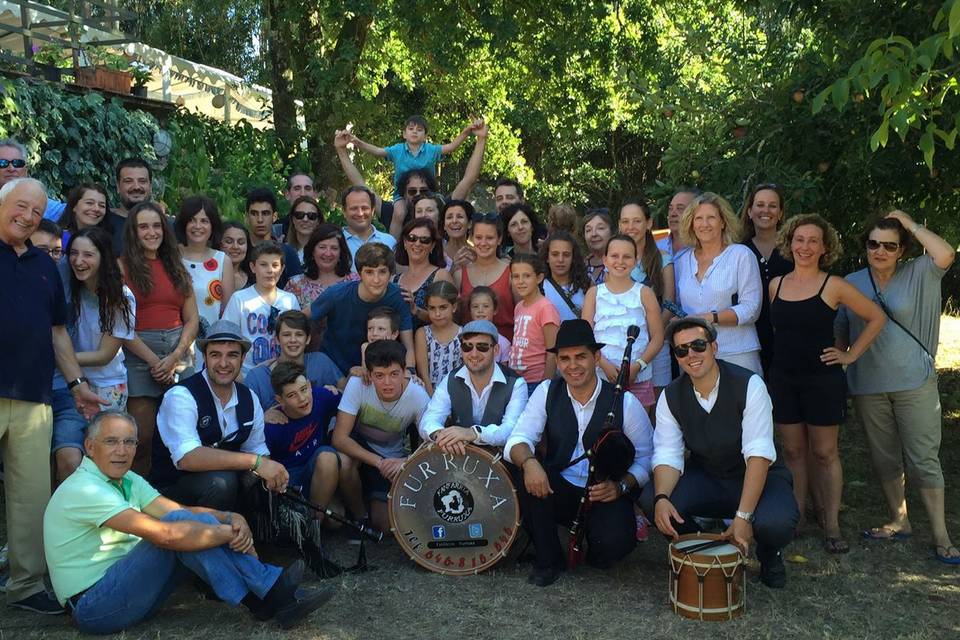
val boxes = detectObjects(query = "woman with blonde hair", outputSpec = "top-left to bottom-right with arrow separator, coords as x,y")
673,192 -> 763,374
769,214 -> 885,553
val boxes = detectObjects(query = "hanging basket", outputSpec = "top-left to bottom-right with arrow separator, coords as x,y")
76,66 -> 132,94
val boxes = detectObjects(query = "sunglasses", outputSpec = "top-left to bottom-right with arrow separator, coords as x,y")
460,340 -> 494,353
405,233 -> 434,245
0,159 -> 26,169
406,187 -> 431,196
672,338 -> 710,358
471,212 -> 500,223
866,239 -> 900,253
292,210 -> 320,221
267,306 -> 281,334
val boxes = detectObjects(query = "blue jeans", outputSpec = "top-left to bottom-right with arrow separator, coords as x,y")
71,510 -> 282,635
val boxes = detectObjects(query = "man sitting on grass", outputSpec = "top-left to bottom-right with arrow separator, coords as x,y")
43,410 -> 332,634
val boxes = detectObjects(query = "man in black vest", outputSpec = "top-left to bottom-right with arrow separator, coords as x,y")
641,317 -> 799,588
154,320 -> 289,509
506,319 -> 654,586
418,320 -> 528,455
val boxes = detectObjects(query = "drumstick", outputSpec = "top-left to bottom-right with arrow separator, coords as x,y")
680,539 -> 730,555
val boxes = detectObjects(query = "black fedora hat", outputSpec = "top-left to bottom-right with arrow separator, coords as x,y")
547,319 -> 605,353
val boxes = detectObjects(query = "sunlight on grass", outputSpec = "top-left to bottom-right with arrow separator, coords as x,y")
936,314 -> 960,371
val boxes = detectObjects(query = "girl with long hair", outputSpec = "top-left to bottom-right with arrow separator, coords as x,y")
58,183 -> 110,246
455,213 -> 514,340
121,201 -> 199,474
539,231 -> 591,322
285,196 -> 324,261
220,221 -> 254,290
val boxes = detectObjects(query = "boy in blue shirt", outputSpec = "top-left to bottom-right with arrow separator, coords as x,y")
349,115 -> 478,226
264,362 -> 365,525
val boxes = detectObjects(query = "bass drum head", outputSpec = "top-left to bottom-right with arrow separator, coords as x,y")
388,443 -> 520,575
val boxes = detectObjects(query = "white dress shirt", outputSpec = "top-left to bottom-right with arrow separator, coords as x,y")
156,371 -> 269,467
652,370 -> 776,474
505,378 -> 654,488
418,366 -> 528,446
674,243 -> 762,357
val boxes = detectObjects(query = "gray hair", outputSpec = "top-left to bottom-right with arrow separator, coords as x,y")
0,177 -> 46,207
86,409 -> 138,440
0,138 -> 27,159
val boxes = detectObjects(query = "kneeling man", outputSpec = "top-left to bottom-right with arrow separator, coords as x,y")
641,317 -> 799,588
43,411 -> 332,634
418,320 -> 527,455
506,319 -> 654,586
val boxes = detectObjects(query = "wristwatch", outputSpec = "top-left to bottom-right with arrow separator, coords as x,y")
67,376 -> 88,391
634,357 -> 649,370
618,480 -> 629,497
735,510 -> 755,523
471,425 -> 483,442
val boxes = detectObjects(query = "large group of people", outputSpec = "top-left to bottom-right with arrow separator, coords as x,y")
0,119 -> 957,634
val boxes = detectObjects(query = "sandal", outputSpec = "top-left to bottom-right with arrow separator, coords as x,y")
824,536 -> 850,554
934,545 -> 960,565
862,526 -> 912,541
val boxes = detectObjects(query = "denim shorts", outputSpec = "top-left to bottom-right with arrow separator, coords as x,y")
51,387 -> 87,452
123,327 -> 194,398
286,446 -> 338,499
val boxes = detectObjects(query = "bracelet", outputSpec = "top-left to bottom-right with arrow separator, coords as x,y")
654,493 -> 670,505
251,454 -> 262,472
635,357 -> 649,370
911,222 -> 923,234
67,376 -> 88,391
711,310 -> 719,324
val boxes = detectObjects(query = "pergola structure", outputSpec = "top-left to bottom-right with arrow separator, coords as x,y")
0,0 -> 297,130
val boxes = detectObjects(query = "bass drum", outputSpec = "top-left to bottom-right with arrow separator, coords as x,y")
388,443 -> 520,575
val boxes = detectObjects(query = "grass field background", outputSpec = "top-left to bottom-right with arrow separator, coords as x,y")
1,318 -> 959,639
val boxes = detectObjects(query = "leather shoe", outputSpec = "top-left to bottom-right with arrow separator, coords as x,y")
759,552 -> 786,588
527,564 -> 562,587
275,585 -> 335,629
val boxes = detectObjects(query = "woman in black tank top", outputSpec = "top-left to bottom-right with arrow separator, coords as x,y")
768,215 -> 885,555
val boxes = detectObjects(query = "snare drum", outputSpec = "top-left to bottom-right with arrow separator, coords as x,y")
388,443 -> 520,575
668,533 -> 745,621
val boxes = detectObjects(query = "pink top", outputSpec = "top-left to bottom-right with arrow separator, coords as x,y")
509,296 -> 560,383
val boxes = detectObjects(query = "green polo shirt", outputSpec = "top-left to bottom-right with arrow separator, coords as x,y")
43,457 -> 161,604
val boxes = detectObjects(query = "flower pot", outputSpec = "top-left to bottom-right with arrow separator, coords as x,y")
36,64 -> 62,83
131,84 -> 148,98
76,66 -> 132,94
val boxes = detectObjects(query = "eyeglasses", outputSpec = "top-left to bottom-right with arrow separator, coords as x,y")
292,210 -> 320,221
267,306 -> 281,333
405,234 -> 434,245
37,246 -> 63,259
0,159 -> 26,169
471,213 -> 500,224
98,437 -> 139,449
672,338 -> 710,358
460,340 -> 494,353
866,239 -> 900,253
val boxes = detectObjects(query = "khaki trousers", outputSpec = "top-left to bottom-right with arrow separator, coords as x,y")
0,397 -> 52,602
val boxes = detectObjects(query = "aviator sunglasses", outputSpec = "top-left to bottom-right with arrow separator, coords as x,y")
866,239 -> 900,253
460,340 -> 493,353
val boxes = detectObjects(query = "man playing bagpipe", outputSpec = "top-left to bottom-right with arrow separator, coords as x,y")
640,317 -> 800,588
505,319 -> 654,587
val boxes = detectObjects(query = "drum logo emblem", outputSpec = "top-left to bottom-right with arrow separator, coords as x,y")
433,481 -> 474,523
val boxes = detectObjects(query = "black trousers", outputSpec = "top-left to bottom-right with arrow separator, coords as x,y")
159,470 -> 244,511
639,464 -> 799,563
519,469 -> 635,571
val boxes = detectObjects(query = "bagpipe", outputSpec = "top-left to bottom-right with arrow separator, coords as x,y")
565,325 -> 639,569
247,476 -> 382,578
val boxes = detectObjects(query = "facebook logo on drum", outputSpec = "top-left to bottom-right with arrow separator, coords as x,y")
432,525 -> 446,539
469,524 -> 483,539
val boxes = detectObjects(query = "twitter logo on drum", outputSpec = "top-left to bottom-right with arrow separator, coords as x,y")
432,525 -> 446,539
469,524 -> 483,539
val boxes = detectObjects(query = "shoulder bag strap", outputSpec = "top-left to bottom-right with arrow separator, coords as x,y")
867,268 -> 933,359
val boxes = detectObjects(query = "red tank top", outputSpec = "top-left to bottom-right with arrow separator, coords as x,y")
460,262 -> 514,341
125,258 -> 186,331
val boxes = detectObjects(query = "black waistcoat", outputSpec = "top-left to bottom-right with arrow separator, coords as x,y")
542,378 -> 624,471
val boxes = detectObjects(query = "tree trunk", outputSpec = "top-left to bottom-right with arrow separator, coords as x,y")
264,0 -> 299,161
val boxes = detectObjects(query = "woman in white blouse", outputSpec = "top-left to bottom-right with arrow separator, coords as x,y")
674,192 -> 763,375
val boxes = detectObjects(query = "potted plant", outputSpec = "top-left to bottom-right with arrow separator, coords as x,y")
76,46 -> 132,94
32,44 -> 67,82
130,62 -> 151,98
